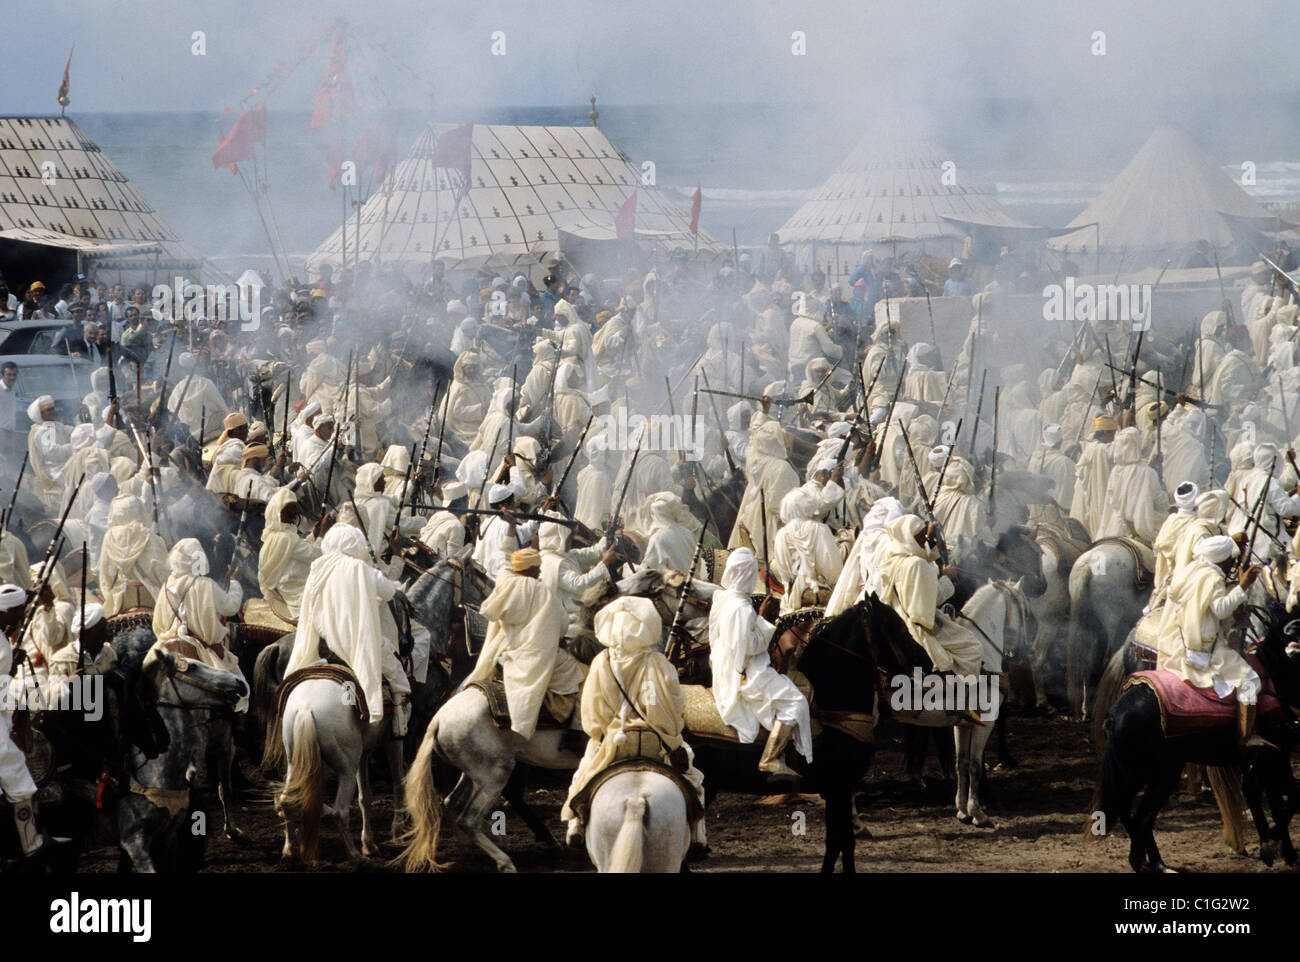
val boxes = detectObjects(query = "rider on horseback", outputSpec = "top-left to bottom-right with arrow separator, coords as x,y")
560,596 -> 706,850
0,584 -> 55,863
708,548 -> 813,779
1154,534 -> 1275,750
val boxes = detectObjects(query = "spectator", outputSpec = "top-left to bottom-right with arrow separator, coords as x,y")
944,259 -> 976,297
0,362 -> 16,431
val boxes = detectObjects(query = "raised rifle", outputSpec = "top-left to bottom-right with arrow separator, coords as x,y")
13,536 -> 67,664
347,495 -> 382,565
392,442 -> 417,538
699,370 -> 738,476
664,522 -> 710,665
866,357 -> 908,474
931,418 -> 963,508
198,406 -> 206,454
1212,243 -> 1235,326
605,435 -> 643,543
0,450 -> 28,539
968,368 -> 987,459
77,541 -> 87,672
988,385 -> 1001,513
154,328 -> 178,422
280,368 -> 292,456
431,380 -> 450,489
1127,328 -> 1145,412
924,288 -> 942,367
898,419 -> 951,567
550,414 -> 594,516
759,487 -> 771,600
1073,371 -> 1105,451
507,362 -> 518,454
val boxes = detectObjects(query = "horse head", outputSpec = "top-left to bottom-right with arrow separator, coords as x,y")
142,643 -> 248,712
994,525 -> 1048,599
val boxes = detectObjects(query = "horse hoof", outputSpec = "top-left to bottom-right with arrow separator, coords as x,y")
956,811 -> 973,824
225,827 -> 250,844
499,862 -> 518,874
1260,841 -> 1277,867
852,823 -> 872,839
996,757 -> 1018,770
687,843 -> 711,861
972,813 -> 993,829
1154,863 -> 1176,874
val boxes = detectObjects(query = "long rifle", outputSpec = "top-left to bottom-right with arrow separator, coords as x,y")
1073,371 -> 1105,451
605,435 -> 643,542
930,418 -> 963,508
699,370 -> 738,475
898,419 -> 951,567
1239,455 -> 1276,574
507,362 -> 518,454
1126,328 -> 1145,412
0,450 -> 28,538
154,328 -> 178,422
13,536 -> 67,664
392,443 -> 417,537
550,414 -> 594,512
77,541 -> 87,672
664,522 -> 710,664
867,357 -> 908,473
431,380 -> 450,488
968,368 -> 988,459
1211,243 -> 1235,326
923,288 -> 942,368
347,495 -> 381,565
759,487 -> 771,600
280,368 -> 292,455
988,386 -> 1000,513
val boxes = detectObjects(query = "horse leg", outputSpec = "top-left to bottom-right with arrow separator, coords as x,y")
215,729 -> 247,843
821,787 -> 848,873
850,795 -> 871,838
965,722 -> 995,828
458,763 -> 519,873
503,768 -> 562,852
329,762 -> 363,861
1243,759 -> 1276,866
954,726 -> 972,823
384,733 -> 408,838
903,727 -> 927,790
357,752 -> 378,858
994,712 -> 1016,769
934,729 -> 956,782
1135,761 -> 1183,873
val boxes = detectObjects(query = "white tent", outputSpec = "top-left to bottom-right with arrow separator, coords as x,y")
0,116 -> 201,280
307,122 -> 721,277
777,111 -> 1038,278
1048,125 -> 1284,268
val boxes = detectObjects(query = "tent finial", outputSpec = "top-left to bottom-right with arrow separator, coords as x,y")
589,96 -> 599,127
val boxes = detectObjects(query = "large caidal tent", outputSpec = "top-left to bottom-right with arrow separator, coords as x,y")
776,110 -> 1040,279
306,121 -> 722,279
0,116 -> 201,289
1048,125 -> 1285,271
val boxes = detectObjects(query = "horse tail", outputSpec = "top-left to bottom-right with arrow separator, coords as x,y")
1090,642 -> 1131,754
1065,558 -> 1093,717
396,715 -> 447,873
253,643 -> 283,738
280,709 -> 324,863
1206,766 -> 1247,855
607,793 -> 649,873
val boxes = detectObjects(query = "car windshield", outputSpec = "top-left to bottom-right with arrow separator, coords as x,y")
13,363 -> 89,401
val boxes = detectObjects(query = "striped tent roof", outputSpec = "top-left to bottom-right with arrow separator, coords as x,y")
778,111 -> 1036,248
307,122 -> 721,274
0,116 -> 201,271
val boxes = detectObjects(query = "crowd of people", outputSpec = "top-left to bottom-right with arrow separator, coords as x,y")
0,239 -> 1298,871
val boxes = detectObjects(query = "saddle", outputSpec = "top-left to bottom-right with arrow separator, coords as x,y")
566,758 -> 705,827
680,683 -> 744,742
274,664 -> 371,726
1031,520 -> 1091,578
107,606 -> 153,638
465,674 -> 574,732
239,597 -> 297,648
1091,536 -> 1155,590
1124,666 -> 1286,739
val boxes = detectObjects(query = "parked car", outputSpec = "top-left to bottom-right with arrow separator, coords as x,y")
3,354 -> 95,427
0,320 -> 80,356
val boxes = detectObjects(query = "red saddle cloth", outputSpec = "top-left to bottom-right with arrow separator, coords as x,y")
1125,661 -> 1286,738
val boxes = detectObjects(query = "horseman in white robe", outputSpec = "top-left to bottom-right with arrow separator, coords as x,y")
286,524 -> 411,735
539,520 -> 613,639
641,492 -> 702,574
465,547 -> 584,740
473,482 -> 538,579
98,494 -> 168,616
933,455 -> 992,555
826,498 -> 906,618
418,481 -> 469,559
168,352 -> 229,442
575,433 -> 614,533
708,548 -> 813,778
1069,414 -> 1117,538
1028,424 -> 1076,511
26,396 -> 72,511
1230,443 -> 1300,563
1148,481 -> 1201,611
729,418 -> 799,562
440,351 -> 491,447
152,539 -> 247,710
867,515 -> 984,688
559,596 -> 706,848
1098,427 -> 1168,544
904,342 -> 946,403
258,488 -> 320,620
1155,534 -> 1272,749
1160,405 -> 1210,499
0,585 -> 56,860
771,488 -> 843,613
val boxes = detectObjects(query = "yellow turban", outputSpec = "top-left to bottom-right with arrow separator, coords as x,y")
511,548 -> 541,572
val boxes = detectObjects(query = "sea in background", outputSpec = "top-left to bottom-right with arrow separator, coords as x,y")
70,96 -> 1300,281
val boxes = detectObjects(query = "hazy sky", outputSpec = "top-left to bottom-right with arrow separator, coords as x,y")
7,0 -> 1294,114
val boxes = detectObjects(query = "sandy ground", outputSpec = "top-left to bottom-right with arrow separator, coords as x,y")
71,713 -> 1299,874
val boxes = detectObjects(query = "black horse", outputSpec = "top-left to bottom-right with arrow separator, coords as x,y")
797,604 -> 879,873
1096,608 -> 1300,872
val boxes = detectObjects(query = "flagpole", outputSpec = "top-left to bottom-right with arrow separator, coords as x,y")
255,151 -> 294,282
237,165 -> 285,284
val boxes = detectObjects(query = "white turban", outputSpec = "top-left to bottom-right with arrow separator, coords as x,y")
301,401 -> 322,421
826,421 -> 851,439
863,497 -> 905,531
90,471 -> 116,501
928,445 -> 949,469
1193,535 -> 1237,565
71,602 -> 106,634
721,547 -> 758,593
813,457 -> 837,475
70,423 -> 95,449
446,299 -> 468,317
486,483 -> 513,505
1253,444 -> 1278,472
593,595 -> 662,653
168,538 -> 209,578
322,523 -> 370,560
1042,424 -> 1063,448
1174,481 -> 1199,512
870,406 -> 888,424
455,450 -> 489,490
441,481 -> 468,503
779,487 -> 816,524
0,584 -> 26,611
176,352 -> 196,371
26,396 -> 53,422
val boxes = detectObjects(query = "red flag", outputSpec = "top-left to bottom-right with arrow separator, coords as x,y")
430,124 -> 473,174
615,189 -> 638,240
310,28 -> 355,131
212,106 -> 266,174
56,45 -> 74,107
689,182 -> 701,236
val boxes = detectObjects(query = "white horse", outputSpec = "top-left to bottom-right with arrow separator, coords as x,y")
400,686 -> 583,873
585,770 -> 690,873
952,580 -> 1032,828
265,675 -> 402,866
